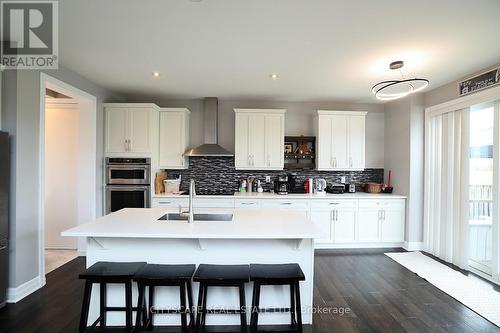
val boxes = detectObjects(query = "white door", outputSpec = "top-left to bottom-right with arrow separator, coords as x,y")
357,209 -> 381,242
333,208 -> 357,243
310,209 -> 333,244
317,116 -> 333,169
249,114 -> 266,168
331,115 -> 348,169
128,108 -> 151,153
265,114 -> 283,168
235,114 -> 250,168
159,112 -> 184,168
349,115 -> 365,169
105,107 -> 128,153
380,208 -> 405,242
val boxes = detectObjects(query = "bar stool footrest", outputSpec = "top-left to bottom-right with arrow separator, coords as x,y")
256,307 -> 293,313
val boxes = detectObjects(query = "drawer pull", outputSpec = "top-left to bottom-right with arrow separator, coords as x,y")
280,202 -> 292,205
159,201 -> 172,204
329,203 -> 340,205
241,202 -> 256,205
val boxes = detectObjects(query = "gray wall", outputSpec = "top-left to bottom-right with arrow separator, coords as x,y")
1,66 -> 121,289
384,94 -> 424,243
424,62 -> 500,107
130,98 -> 386,168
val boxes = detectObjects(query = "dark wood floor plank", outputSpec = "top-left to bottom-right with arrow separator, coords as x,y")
1,250 -> 499,332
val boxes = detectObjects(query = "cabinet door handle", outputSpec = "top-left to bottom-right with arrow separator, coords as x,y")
334,157 -> 337,168
349,157 -> 353,168
124,139 -> 128,151
330,157 -> 334,167
248,155 -> 251,166
382,210 -> 386,220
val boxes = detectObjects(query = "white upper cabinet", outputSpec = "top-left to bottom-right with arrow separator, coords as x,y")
315,110 -> 367,170
158,108 -> 190,169
234,109 -> 285,170
105,104 -> 157,156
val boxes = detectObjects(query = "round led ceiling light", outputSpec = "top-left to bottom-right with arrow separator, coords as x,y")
372,61 -> 429,101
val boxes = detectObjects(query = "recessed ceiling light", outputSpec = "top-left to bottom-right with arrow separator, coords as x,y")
152,71 -> 160,77
270,73 -> 278,79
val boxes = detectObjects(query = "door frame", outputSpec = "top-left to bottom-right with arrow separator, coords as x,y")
38,73 -> 97,279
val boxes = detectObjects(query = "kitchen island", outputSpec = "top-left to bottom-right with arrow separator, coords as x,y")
62,207 -> 319,326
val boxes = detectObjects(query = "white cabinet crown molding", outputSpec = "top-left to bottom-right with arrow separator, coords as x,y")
159,107 -> 191,114
234,108 -> 287,114
317,110 -> 368,116
104,102 -> 160,110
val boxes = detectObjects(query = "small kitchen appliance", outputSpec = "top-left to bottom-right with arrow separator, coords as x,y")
287,173 -> 307,194
274,175 -> 291,195
314,178 -> 327,195
325,183 -> 345,194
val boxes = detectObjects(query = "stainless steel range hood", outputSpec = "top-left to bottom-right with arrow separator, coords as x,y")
184,97 -> 234,157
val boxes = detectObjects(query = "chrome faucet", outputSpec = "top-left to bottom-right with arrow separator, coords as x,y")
180,179 -> 196,223
188,179 -> 195,223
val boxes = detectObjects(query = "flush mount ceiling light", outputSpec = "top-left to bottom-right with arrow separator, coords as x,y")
372,61 -> 429,101
152,71 -> 160,77
269,73 -> 279,79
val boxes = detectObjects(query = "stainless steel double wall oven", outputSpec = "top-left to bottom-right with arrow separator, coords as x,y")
105,158 -> 151,214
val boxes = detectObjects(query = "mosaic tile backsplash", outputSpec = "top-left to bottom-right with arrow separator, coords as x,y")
162,157 -> 384,194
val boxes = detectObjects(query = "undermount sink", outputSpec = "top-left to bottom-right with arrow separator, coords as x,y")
158,213 -> 233,222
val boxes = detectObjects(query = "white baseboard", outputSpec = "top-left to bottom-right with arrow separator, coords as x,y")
403,241 -> 424,251
6,275 -> 45,303
315,242 -> 405,249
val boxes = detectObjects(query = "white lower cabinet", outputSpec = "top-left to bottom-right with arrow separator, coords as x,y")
311,200 -> 357,244
152,196 -> 406,247
261,199 -> 309,218
333,206 -> 357,243
380,207 -> 405,241
312,198 -> 405,246
357,208 -> 381,242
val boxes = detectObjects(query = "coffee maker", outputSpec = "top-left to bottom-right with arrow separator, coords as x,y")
274,175 -> 290,195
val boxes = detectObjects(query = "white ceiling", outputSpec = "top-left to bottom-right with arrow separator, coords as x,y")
59,0 -> 500,102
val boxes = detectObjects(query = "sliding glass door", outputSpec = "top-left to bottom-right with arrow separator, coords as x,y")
468,104 -> 494,275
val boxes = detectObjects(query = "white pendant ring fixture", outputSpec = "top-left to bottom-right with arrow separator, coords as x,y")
372,61 -> 429,100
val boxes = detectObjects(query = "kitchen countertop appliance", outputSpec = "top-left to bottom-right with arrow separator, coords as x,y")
287,173 -> 307,194
274,175 -> 291,195
314,178 -> 327,195
0,132 -> 9,308
105,158 -> 151,214
325,182 -> 345,194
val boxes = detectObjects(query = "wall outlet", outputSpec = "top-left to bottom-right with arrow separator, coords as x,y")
265,176 -> 271,183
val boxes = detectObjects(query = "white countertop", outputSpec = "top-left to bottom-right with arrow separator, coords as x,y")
62,208 -> 320,239
153,192 -> 407,199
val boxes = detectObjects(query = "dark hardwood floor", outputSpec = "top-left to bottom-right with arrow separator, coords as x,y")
0,249 -> 499,333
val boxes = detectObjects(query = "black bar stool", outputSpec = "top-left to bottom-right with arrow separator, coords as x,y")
193,264 -> 249,331
78,261 -> 147,333
133,264 -> 196,333
249,263 -> 305,333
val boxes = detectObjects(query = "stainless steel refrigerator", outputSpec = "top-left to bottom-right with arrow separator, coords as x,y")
0,131 -> 9,308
